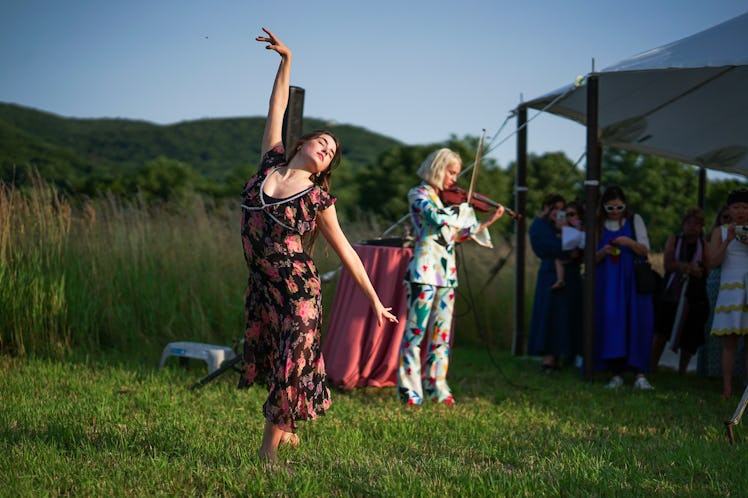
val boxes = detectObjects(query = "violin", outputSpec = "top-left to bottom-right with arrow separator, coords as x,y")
440,186 -> 522,221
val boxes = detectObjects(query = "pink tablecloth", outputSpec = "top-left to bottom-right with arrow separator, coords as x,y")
322,244 -> 412,390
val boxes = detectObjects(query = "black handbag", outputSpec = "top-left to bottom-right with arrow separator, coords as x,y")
633,258 -> 656,294
629,215 -> 657,294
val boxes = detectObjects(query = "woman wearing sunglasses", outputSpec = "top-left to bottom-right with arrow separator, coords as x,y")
594,185 -> 655,390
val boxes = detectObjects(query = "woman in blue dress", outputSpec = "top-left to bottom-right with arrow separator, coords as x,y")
594,185 -> 655,390
528,194 -> 583,371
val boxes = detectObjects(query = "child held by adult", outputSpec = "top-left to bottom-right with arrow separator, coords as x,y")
552,200 -> 585,290
528,194 -> 583,372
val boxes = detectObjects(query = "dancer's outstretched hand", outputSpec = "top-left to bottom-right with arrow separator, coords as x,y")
375,304 -> 399,326
256,27 -> 291,59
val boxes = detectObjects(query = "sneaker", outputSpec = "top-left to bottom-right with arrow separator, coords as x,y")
605,375 -> 624,389
633,376 -> 654,391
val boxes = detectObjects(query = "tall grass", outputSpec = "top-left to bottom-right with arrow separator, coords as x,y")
63,194 -> 246,355
452,236 -> 531,350
0,180 -> 249,359
0,178 -> 526,361
0,177 -> 71,357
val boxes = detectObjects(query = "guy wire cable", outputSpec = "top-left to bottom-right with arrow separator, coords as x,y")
455,243 -> 537,391
334,75 -> 586,275
480,231 -> 515,291
381,73 -> 584,238
379,113 -> 511,238
464,74 -> 586,174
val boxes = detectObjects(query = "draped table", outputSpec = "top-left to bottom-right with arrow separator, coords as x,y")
322,243 -> 412,390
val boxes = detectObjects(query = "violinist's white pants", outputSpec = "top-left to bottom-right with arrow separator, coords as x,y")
397,283 -> 455,405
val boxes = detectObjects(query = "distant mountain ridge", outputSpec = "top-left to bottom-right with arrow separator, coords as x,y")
0,101 -> 403,186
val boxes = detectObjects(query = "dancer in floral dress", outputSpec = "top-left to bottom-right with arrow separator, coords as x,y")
243,28 -> 397,462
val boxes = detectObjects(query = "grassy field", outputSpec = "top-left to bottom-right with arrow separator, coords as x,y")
2,348 -> 745,497
3,179 -> 746,496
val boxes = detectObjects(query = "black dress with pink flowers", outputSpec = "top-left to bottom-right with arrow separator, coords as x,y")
240,145 -> 334,433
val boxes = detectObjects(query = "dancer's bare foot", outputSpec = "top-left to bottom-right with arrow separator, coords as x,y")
259,420 -> 286,463
722,387 -> 733,400
280,432 -> 299,447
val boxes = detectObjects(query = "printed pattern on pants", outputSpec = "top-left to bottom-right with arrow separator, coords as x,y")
397,282 -> 455,404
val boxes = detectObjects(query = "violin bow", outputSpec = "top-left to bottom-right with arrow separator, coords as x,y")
466,129 -> 486,205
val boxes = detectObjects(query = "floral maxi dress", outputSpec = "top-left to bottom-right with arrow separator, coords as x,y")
240,145 -> 334,433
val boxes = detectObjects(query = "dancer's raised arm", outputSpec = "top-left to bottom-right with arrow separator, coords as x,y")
256,27 -> 291,155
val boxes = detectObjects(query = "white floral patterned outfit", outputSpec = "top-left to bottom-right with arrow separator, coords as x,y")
397,182 -> 489,404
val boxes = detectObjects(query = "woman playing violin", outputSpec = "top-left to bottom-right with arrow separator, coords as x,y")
397,148 -> 504,405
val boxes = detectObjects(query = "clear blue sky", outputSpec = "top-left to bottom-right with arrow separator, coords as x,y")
2,0 -> 746,171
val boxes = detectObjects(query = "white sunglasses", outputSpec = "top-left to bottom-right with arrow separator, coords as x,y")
604,204 -> 626,213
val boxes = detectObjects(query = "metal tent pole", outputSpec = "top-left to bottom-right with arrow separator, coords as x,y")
583,75 -> 601,381
513,106 -> 528,356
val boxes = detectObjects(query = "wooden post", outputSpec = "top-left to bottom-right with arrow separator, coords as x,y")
282,86 -> 305,151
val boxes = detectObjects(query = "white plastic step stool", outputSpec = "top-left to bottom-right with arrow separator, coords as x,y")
159,341 -> 236,374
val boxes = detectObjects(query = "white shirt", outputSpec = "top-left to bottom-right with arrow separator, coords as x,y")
603,214 -> 650,250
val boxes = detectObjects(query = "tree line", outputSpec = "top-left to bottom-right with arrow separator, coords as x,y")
1,102 -> 746,250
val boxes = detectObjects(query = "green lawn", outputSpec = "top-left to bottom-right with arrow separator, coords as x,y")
1,348 -> 744,497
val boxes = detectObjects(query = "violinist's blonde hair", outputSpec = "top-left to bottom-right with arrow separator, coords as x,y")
417,148 -> 461,189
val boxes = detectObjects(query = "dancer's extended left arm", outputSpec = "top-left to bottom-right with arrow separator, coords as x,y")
318,205 -> 398,326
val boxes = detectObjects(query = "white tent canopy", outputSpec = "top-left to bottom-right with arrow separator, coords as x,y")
523,11 -> 748,177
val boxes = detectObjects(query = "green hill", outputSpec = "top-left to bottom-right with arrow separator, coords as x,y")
0,102 -> 402,193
